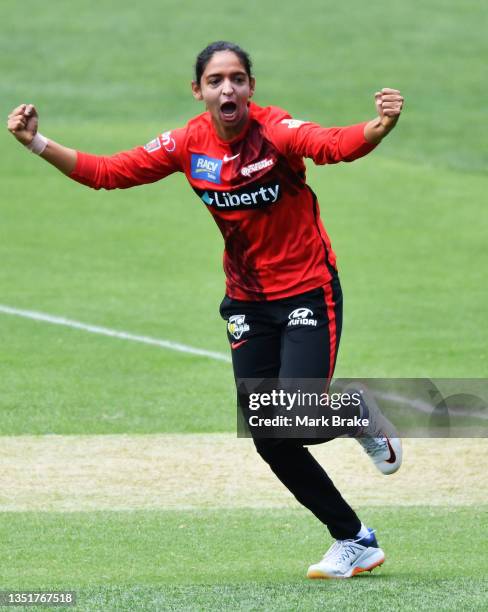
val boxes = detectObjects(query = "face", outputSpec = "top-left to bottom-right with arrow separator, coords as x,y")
192,50 -> 255,140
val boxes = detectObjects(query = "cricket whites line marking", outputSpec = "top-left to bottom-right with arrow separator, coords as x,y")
0,304 -> 231,363
1,304 -> 486,420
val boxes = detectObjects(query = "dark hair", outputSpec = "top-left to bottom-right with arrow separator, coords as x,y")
194,41 -> 252,85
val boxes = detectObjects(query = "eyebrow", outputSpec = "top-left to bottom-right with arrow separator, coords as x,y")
205,70 -> 247,79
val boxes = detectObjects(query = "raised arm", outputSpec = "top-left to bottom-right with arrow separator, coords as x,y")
363,88 -> 404,144
7,104 -> 77,175
7,103 -> 183,190
265,88 -> 405,165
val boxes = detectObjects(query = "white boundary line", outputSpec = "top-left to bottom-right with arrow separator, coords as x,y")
0,304 -> 231,363
1,303 -> 486,421
376,389 -> 488,420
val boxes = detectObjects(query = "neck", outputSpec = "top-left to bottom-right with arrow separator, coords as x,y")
213,108 -> 250,141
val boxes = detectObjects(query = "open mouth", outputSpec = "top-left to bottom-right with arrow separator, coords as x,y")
220,101 -> 238,121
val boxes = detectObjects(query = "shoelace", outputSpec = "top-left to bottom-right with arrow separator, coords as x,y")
324,541 -> 362,564
359,435 -> 388,457
322,529 -> 377,564
324,529 -> 376,561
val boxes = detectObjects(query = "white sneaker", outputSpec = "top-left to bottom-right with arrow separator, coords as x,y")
307,530 -> 385,579
346,382 -> 403,475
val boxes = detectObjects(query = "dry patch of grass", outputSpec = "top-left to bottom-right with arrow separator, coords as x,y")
0,434 -> 485,511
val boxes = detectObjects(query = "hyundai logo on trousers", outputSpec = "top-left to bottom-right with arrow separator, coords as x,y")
288,308 -> 317,326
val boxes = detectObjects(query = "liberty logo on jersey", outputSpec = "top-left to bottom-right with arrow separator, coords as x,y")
196,182 -> 281,210
191,154 -> 222,184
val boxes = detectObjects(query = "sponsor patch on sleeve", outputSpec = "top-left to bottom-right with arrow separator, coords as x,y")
280,118 -> 308,129
144,137 -> 162,153
161,131 -> 176,152
144,132 -> 177,154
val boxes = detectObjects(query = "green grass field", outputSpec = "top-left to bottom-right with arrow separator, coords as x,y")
1,0 -> 487,609
2,507 -> 487,610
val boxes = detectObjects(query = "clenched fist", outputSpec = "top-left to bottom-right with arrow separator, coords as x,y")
374,88 -> 404,129
7,104 -> 39,146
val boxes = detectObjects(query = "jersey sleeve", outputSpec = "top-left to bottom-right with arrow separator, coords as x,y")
265,114 -> 377,165
69,128 -> 185,190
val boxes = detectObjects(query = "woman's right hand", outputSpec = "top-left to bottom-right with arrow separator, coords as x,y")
7,103 -> 39,146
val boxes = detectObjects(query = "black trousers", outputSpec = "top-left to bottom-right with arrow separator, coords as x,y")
220,276 -> 361,540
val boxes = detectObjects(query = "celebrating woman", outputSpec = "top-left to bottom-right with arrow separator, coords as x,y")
7,40 -> 404,579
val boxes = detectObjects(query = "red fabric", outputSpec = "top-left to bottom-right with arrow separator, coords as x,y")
323,282 -> 337,379
69,103 -> 377,300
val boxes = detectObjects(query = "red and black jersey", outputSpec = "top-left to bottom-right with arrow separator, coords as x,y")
70,102 -> 376,300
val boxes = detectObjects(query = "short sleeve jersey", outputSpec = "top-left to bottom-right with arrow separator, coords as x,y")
70,102 -> 376,300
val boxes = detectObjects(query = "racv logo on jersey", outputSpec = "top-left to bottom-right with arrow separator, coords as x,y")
191,154 -> 223,184
196,182 -> 281,210
288,308 -> 317,327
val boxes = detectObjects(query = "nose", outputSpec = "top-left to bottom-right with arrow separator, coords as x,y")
221,78 -> 234,96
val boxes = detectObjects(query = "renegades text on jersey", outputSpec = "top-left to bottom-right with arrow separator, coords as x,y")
70,102 -> 376,300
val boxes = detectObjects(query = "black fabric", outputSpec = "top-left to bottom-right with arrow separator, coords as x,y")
220,276 -> 361,539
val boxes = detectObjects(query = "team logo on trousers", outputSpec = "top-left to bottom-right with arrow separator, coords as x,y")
227,315 -> 250,339
288,307 -> 317,327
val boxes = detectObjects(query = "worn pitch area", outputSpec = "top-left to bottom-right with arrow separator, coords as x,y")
0,435 -> 484,511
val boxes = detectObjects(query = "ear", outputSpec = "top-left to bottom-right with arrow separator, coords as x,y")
191,80 -> 203,101
248,76 -> 256,99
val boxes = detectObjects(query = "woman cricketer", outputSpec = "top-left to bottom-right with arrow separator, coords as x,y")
7,41 -> 404,579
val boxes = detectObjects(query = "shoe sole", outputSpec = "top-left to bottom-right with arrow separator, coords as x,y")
307,552 -> 385,579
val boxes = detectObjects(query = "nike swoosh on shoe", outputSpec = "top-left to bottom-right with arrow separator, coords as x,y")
385,436 -> 397,463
